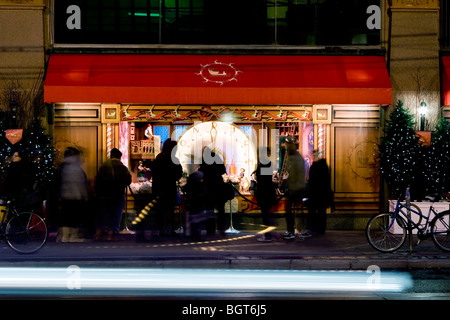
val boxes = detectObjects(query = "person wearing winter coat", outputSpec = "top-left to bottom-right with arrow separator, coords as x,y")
2,150 -> 38,212
305,150 -> 333,235
151,139 -> 183,237
254,147 -> 277,242
198,147 -> 228,236
95,148 -> 131,241
57,147 -> 88,242
184,170 -> 208,241
283,137 -> 306,240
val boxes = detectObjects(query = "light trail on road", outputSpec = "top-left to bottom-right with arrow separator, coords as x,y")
0,267 -> 413,298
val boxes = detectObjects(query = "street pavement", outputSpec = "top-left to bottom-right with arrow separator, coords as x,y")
1,228 -> 450,270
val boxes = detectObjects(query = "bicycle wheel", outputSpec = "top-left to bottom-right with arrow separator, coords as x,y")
431,210 -> 450,252
366,212 -> 407,253
5,212 -> 48,254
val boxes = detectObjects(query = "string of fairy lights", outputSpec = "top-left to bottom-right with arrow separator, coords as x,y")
0,116 -> 55,193
379,100 -> 450,198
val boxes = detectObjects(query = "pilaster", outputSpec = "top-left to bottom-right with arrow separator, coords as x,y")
388,0 -> 441,129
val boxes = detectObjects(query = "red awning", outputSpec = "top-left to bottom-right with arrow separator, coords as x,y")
44,54 -> 392,105
442,57 -> 450,106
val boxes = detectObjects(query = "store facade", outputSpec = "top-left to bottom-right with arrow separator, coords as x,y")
7,0 -> 450,229
44,53 -> 392,219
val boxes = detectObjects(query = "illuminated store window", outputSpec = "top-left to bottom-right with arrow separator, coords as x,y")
238,125 -> 253,141
174,125 -> 190,141
154,125 -> 170,145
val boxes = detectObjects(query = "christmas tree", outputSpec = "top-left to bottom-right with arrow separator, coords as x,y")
424,117 -> 450,195
20,118 -> 55,193
1,74 -> 54,196
379,100 -> 420,198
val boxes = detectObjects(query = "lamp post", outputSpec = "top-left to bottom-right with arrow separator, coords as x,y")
419,102 -> 427,131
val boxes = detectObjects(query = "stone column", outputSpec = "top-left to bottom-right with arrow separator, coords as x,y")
388,0 -> 441,130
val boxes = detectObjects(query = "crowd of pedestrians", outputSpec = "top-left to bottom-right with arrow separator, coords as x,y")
0,136 -> 333,243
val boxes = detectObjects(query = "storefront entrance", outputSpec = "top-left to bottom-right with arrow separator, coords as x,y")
44,53 -> 392,227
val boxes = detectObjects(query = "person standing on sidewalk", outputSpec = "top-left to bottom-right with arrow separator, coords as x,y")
198,147 -> 228,236
151,139 -> 183,237
184,170 -> 207,241
254,147 -> 277,242
2,150 -> 39,212
304,150 -> 333,236
283,137 -> 306,240
95,148 -> 131,241
56,147 -> 88,242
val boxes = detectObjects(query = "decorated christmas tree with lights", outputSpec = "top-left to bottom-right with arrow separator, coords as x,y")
20,118 -> 55,193
424,117 -> 450,196
0,74 -> 54,196
379,100 -> 420,198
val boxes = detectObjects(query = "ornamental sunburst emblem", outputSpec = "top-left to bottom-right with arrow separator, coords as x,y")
196,60 -> 242,85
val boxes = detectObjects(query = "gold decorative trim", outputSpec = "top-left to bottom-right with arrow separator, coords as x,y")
0,0 -> 44,6
313,105 -> 332,124
120,105 -> 313,123
390,0 -> 439,11
101,104 -> 121,124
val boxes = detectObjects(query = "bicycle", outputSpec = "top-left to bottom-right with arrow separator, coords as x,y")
366,195 -> 450,253
0,198 -> 48,254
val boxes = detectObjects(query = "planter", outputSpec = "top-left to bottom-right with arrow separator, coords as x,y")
388,200 -> 450,234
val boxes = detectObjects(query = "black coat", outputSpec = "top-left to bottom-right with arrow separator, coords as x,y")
254,161 -> 277,208
95,159 -> 131,200
307,159 -> 332,208
151,141 -> 183,204
2,160 -> 39,210
198,156 -> 227,206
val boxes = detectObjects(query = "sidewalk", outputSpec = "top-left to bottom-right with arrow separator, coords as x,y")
1,229 -> 450,270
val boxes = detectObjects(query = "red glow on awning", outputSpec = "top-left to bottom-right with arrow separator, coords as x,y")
44,54 -> 392,105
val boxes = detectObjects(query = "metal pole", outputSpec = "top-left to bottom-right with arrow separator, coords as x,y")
225,197 -> 239,234
405,187 -> 413,252
120,186 -> 134,234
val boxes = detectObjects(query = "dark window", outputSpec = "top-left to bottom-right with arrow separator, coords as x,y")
54,0 -> 381,46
